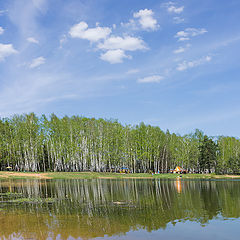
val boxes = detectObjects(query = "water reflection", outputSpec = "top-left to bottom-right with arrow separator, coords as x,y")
175,178 -> 182,193
0,179 -> 240,239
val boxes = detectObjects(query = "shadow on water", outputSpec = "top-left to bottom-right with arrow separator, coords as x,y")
0,178 -> 240,239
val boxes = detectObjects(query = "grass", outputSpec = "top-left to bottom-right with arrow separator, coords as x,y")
0,171 -> 240,180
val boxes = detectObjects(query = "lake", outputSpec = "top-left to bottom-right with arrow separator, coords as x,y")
0,178 -> 239,240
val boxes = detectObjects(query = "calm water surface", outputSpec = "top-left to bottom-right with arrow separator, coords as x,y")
0,178 -> 239,240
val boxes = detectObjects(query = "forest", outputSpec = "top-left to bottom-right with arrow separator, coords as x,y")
0,113 -> 239,174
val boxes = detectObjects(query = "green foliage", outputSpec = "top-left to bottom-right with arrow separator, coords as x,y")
0,114 -> 240,174
198,136 -> 218,173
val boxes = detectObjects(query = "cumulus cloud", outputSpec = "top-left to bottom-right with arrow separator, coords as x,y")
98,36 -> 147,64
137,75 -> 163,83
98,36 -> 146,51
69,16 -> 150,64
175,28 -> 207,41
133,9 -> 159,31
29,56 -> 45,68
0,43 -> 18,61
176,56 -> 212,71
69,21 -> 111,42
100,49 -> 131,64
173,44 -> 191,54
27,37 -> 39,44
0,27 -> 4,35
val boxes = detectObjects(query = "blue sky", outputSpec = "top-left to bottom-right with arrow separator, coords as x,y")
0,0 -> 240,136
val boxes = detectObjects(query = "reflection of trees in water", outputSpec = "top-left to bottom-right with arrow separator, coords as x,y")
0,179 -> 240,239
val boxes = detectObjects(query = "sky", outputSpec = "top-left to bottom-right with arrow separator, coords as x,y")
0,0 -> 240,137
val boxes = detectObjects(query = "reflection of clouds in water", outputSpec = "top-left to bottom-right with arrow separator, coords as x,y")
0,179 -> 240,239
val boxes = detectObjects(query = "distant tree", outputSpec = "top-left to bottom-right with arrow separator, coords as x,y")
199,136 -> 218,173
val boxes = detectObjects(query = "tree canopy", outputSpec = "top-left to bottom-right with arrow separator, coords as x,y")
0,113 -> 239,174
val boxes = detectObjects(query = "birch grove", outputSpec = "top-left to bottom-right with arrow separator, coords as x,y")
0,113 -> 239,174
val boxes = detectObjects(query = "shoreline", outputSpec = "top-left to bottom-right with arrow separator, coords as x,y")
0,171 -> 240,180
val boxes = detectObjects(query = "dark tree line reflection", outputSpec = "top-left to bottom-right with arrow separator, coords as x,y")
0,179 -> 240,239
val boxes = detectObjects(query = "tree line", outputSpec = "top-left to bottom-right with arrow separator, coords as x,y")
0,113 -> 239,174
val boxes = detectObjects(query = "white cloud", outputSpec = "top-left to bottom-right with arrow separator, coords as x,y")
164,2 -> 184,14
7,0 -> 48,51
176,56 -> 212,71
137,75 -> 163,83
0,27 -> 4,35
29,56 -> 45,68
168,5 -> 184,14
178,37 -> 190,41
126,69 -> 139,74
27,37 -> 39,44
98,36 -> 146,51
133,9 -> 159,31
0,43 -> 18,61
69,20 -> 148,64
175,28 -> 207,41
173,16 -> 184,24
173,44 -> 191,54
121,19 -> 138,30
173,46 -> 185,54
59,34 -> 67,48
69,21 -> 111,42
100,49 -> 131,64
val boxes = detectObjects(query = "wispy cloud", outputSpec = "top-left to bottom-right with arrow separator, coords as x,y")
8,0 -> 48,39
168,5 -> 184,14
0,71 -> 74,116
137,75 -> 163,83
27,37 -> 39,44
175,28 -> 207,41
0,43 -> 18,61
176,56 -> 212,71
0,10 -> 8,16
32,0 -> 48,13
126,69 -> 139,74
0,27 -> 4,35
164,2 -> 184,14
173,44 -> 191,54
59,34 -> 67,48
173,16 -> 184,24
29,56 -> 45,68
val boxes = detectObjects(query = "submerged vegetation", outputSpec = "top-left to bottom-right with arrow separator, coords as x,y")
0,113 -> 240,174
